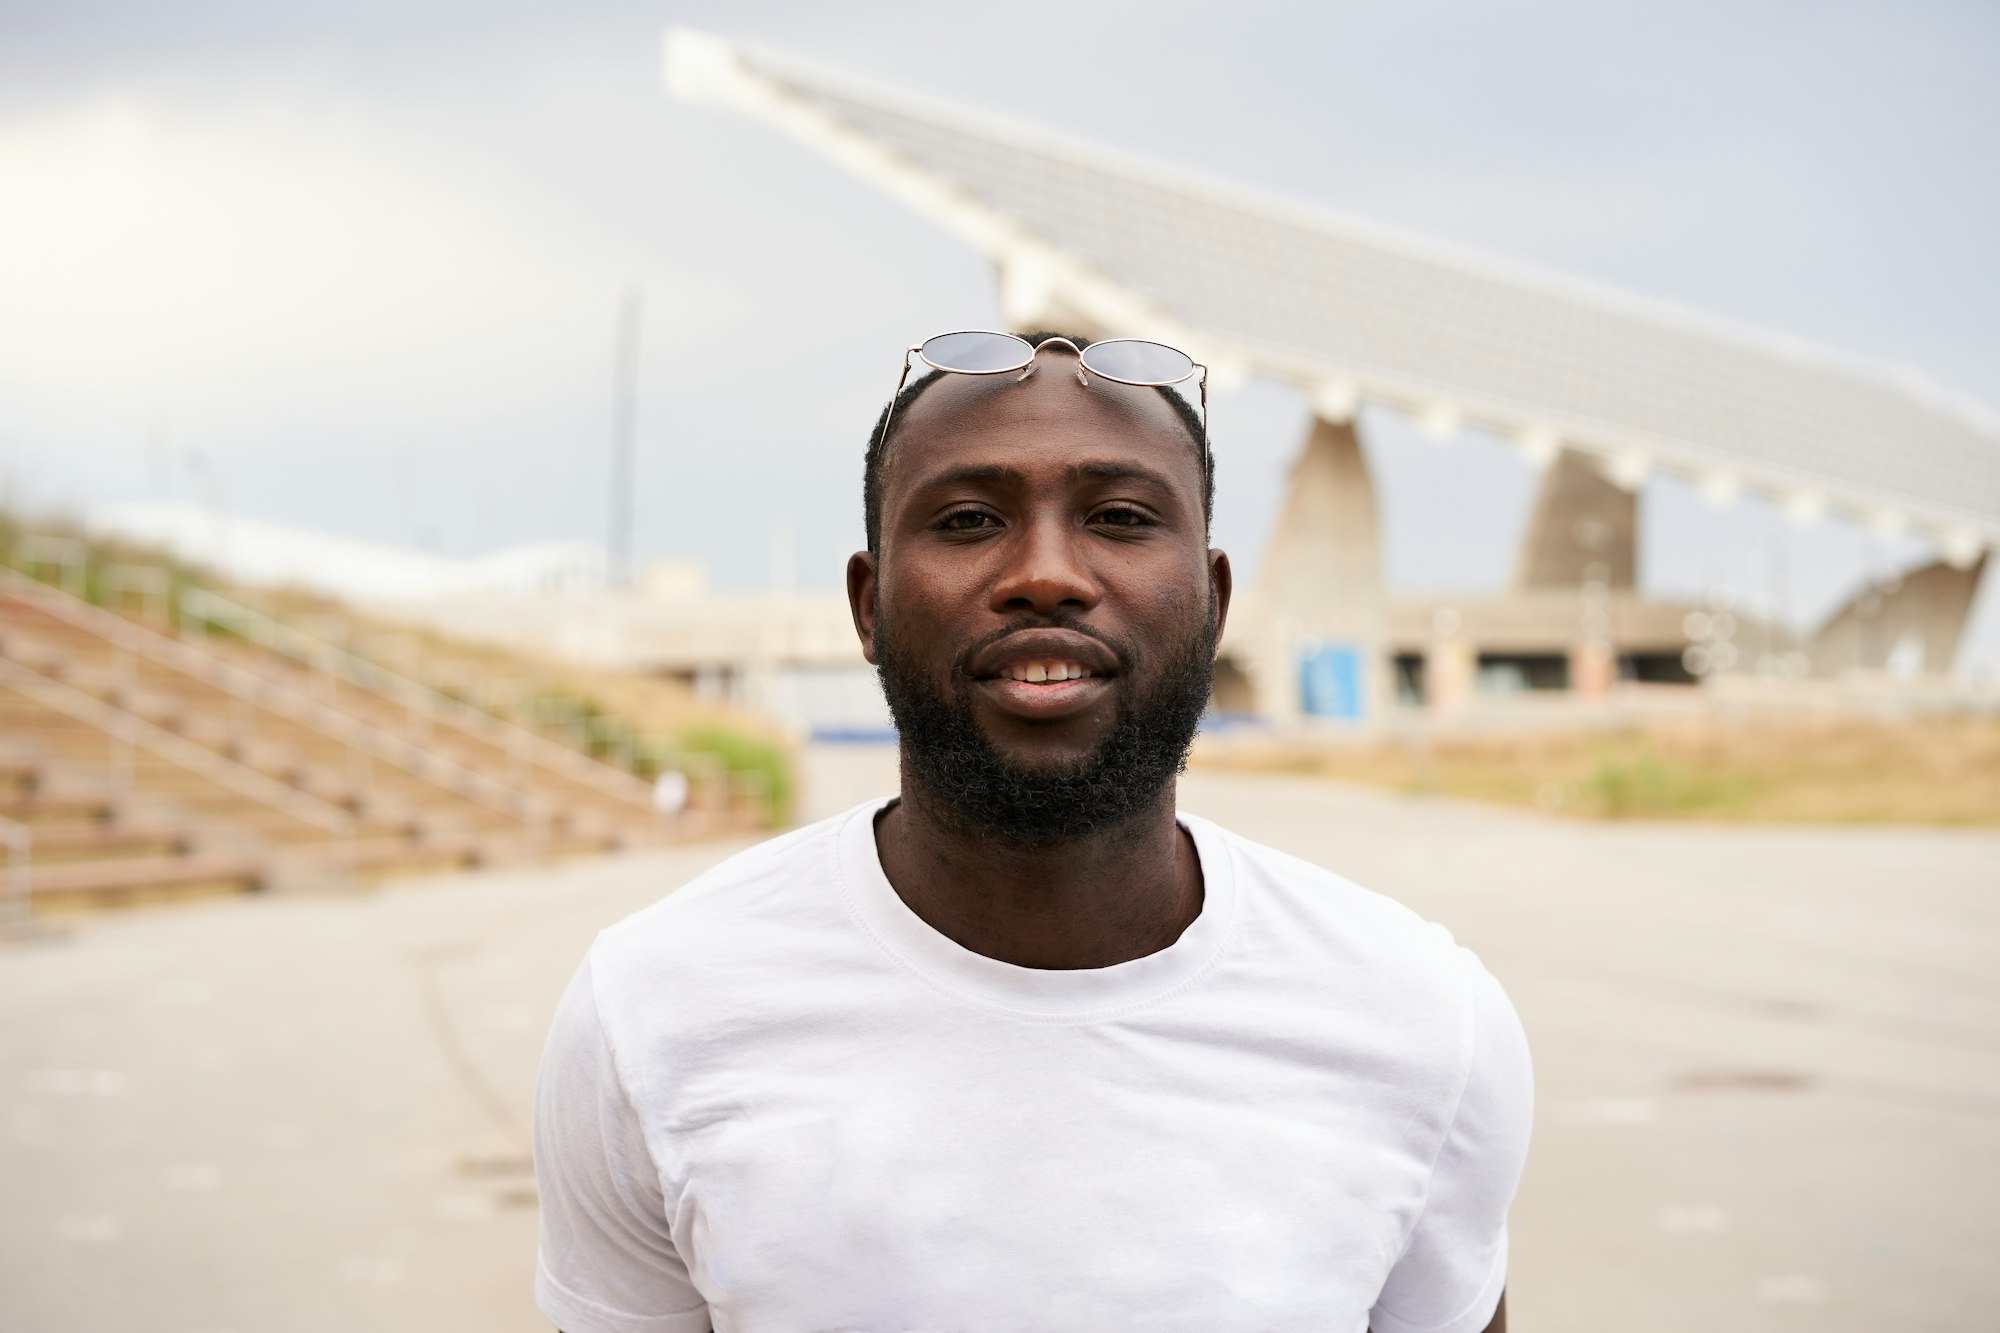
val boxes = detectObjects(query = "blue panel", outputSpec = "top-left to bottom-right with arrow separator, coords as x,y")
1299,641 -> 1364,719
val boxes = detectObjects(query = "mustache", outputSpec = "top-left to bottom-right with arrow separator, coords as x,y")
950,615 -> 1132,679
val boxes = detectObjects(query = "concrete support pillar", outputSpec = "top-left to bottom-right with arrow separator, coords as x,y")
1569,640 -> 1617,700
1251,414 -> 1387,720
1514,449 -> 1638,591
1808,553 -> 1988,676
1426,636 -> 1475,717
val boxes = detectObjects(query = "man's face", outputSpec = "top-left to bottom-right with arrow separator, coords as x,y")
847,345 -> 1232,839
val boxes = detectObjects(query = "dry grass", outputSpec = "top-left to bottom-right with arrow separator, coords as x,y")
1193,715 -> 2000,826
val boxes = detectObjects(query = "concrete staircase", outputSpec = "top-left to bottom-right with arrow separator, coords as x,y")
0,573 -> 726,913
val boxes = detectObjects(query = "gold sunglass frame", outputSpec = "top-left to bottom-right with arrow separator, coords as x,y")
878,331 -> 1209,461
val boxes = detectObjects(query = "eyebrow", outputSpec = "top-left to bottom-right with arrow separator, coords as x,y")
917,463 -> 1027,492
1063,460 -> 1179,492
912,460 -> 1182,494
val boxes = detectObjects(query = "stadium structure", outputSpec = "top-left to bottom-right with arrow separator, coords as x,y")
658,28 -> 1998,726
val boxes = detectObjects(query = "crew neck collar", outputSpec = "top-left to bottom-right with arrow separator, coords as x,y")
833,796 -> 1239,1021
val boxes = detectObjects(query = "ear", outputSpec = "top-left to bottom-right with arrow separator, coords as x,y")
846,550 -> 881,664
1208,548 -> 1233,649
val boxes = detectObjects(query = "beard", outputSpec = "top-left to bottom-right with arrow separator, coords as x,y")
873,603 -> 1218,844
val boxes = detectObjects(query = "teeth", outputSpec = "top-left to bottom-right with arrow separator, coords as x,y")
1004,662 -> 1089,682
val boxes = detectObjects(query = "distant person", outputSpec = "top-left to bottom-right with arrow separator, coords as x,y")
650,769 -> 689,818
532,331 -> 1532,1331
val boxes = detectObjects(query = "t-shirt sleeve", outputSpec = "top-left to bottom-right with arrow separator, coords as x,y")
1368,954 -> 1534,1333
533,954 -> 711,1333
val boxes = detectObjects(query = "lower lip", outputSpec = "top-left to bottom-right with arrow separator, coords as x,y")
975,675 -> 1113,720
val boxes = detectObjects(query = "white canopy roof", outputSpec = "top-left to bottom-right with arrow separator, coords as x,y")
86,503 -> 609,602
665,28 -> 1998,560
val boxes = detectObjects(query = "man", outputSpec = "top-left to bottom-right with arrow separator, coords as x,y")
533,331 -> 1532,1332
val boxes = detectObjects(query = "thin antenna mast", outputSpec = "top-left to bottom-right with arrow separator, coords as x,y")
609,286 -> 643,589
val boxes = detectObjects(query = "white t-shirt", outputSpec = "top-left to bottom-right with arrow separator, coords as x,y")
534,798 -> 1532,1333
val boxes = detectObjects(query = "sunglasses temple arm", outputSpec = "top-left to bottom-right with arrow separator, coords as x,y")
877,347 -> 919,447
1198,367 -> 1210,459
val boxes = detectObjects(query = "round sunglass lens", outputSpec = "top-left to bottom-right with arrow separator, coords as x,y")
1081,339 -> 1194,385
920,331 -> 1034,374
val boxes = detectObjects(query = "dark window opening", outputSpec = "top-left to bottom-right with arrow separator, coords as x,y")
1393,653 -> 1427,705
1209,656 -> 1258,715
1475,653 -> 1570,693
1620,652 -> 1697,684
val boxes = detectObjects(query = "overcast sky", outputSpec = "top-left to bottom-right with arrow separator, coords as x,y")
2,0 -> 1996,667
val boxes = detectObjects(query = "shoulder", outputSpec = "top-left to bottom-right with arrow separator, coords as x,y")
1191,814 -> 1529,1079
586,802 -> 873,998
1193,814 -> 1476,977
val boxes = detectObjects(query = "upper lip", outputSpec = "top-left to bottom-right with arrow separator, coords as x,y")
968,628 -> 1120,680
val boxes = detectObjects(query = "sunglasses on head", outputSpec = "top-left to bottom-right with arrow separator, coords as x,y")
881,331 -> 1209,458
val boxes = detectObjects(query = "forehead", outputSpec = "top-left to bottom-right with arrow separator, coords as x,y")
885,359 -> 1204,499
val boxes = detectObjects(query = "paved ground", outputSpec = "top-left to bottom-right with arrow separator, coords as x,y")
3,742 -> 1998,1332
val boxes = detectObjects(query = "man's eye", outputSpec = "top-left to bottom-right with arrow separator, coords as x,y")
939,510 -> 999,531
1092,506 -> 1153,527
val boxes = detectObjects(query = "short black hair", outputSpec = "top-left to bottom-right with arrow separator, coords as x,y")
862,330 -> 1214,553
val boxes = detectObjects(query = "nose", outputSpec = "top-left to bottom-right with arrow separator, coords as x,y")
990,513 -> 1100,616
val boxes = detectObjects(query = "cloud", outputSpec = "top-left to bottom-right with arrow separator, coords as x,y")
0,91 -> 720,423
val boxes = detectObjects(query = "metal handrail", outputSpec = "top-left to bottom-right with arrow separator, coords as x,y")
178,587 -> 657,810
1,573 -> 552,833
0,656 -> 355,880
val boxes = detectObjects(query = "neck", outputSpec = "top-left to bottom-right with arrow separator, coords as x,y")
874,769 -> 1203,971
